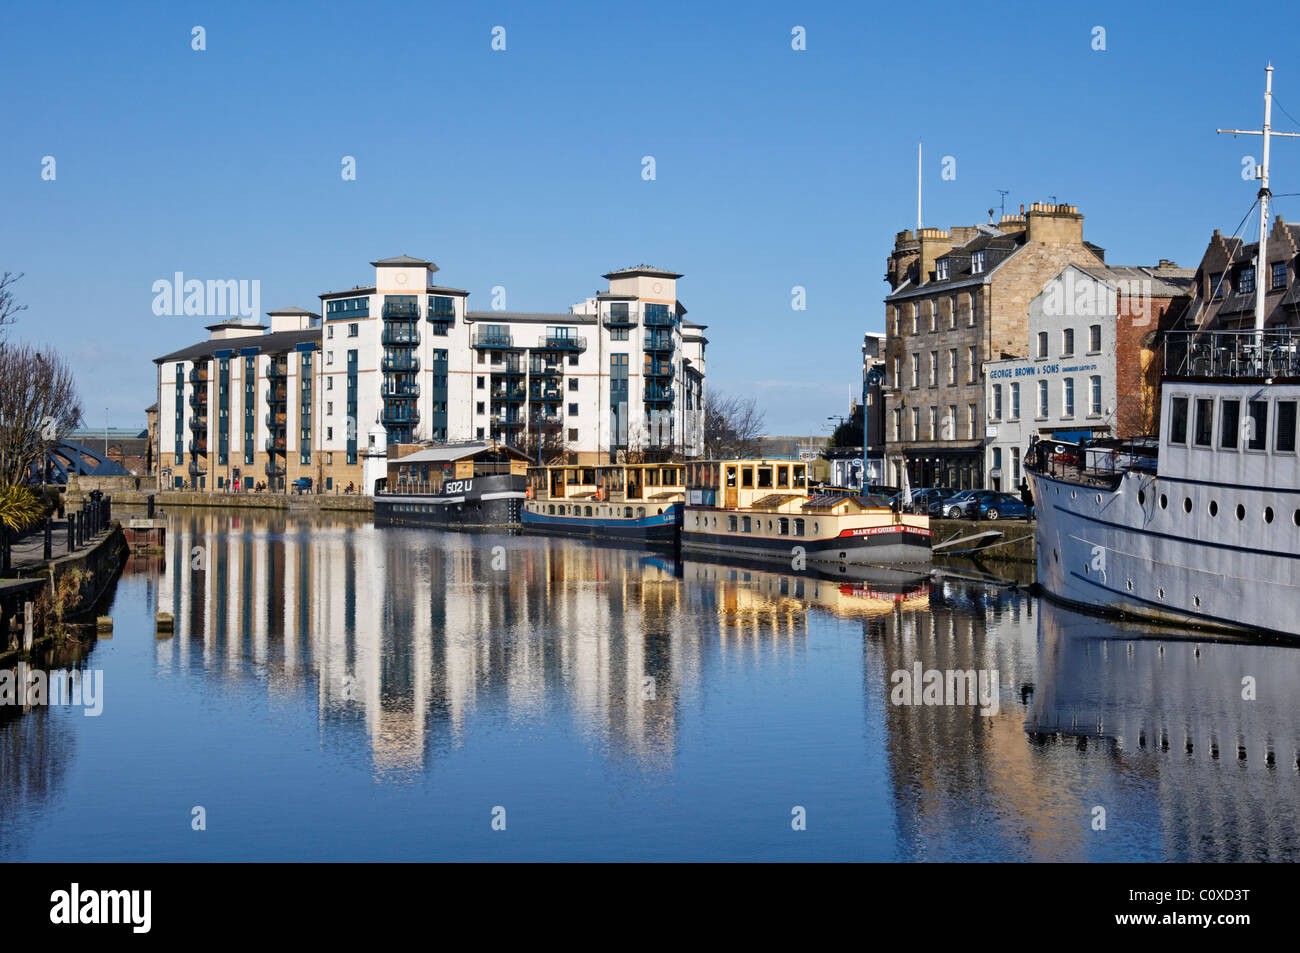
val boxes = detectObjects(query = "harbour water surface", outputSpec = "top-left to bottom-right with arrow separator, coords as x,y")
2,507 -> 1296,861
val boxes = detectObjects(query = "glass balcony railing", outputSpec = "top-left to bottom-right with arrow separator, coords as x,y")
265,437 -> 286,452
529,359 -> 564,377
644,311 -> 676,328
644,334 -> 674,352
531,412 -> 563,426
381,382 -> 421,399
266,389 -> 288,405
265,413 -> 285,429
644,384 -> 675,402
382,301 -> 420,318
381,327 -> 419,346
529,386 -> 563,402
187,368 -> 209,384
381,355 -> 420,372
645,361 -> 675,378
539,334 -> 587,351
267,364 -> 287,378
604,310 -> 637,327
491,387 -> 527,401
187,439 -> 207,454
381,405 -> 420,425
472,330 -> 514,349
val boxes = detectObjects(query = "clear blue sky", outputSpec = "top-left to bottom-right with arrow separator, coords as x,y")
2,0 -> 1298,434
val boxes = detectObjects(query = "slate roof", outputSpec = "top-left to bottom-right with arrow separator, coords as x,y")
394,442 -> 529,464
371,255 -> 438,271
154,327 -> 321,364
886,228 -> 1025,301
602,265 -> 683,280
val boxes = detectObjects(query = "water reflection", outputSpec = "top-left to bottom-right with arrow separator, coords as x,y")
7,506 -> 1291,860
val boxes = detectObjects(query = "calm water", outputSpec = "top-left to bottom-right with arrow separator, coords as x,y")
2,507 -> 1297,861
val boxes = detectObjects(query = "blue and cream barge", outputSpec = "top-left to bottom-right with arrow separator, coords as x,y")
523,462 -> 685,544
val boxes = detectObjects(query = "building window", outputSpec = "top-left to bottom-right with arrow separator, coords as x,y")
949,296 -> 958,330
1037,380 -> 1049,418
326,401 -> 333,415
947,349 -> 956,384
1062,328 -> 1074,356
936,259 -> 950,280
966,293 -> 975,327
477,376 -> 485,389
568,402 -> 578,415
1220,398 -> 1240,450
971,250 -> 985,274
1011,446 -> 1021,484
568,378 -> 578,392
892,408 -> 901,441
910,408 -> 919,440
929,351 -> 938,387
568,428 -> 579,441
348,323 -> 358,337
910,306 -> 918,335
1272,261 -> 1288,290
928,304 -> 936,333
326,426 -> 333,440
1210,273 -> 1225,297
326,377 -> 333,390
568,354 -> 579,366
476,402 -> 485,414
1037,331 -> 1048,359
1194,398 -> 1214,447
477,427 -> 485,439
1238,267 -> 1256,295
910,353 -> 919,388
967,403 -> 977,439
326,352 -> 333,365
327,326 -> 334,339
1247,399 -> 1268,450
967,346 -> 977,383
1010,382 -> 1021,420
1277,400 -> 1298,452
992,447 -> 1002,472
928,407 -> 938,440
1063,378 -> 1075,417
1089,324 -> 1101,353
893,356 -> 901,388
1089,375 -> 1102,415
610,327 -> 628,341
992,384 -> 1002,420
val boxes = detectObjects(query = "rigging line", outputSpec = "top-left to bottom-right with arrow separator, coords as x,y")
1270,94 -> 1300,134
1172,198 -> 1259,331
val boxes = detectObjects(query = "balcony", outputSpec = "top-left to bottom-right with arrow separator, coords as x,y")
604,310 -> 637,328
265,412 -> 286,429
265,437 -> 286,452
538,334 -> 587,351
381,327 -> 420,346
531,412 -> 563,427
265,462 -> 286,477
267,364 -> 287,378
645,361 -> 675,378
187,439 -> 207,454
381,354 -> 420,372
188,391 -> 208,410
644,383 -> 675,403
491,413 -> 525,427
529,386 -> 563,402
1165,329 -> 1300,379
529,359 -> 564,377
187,367 -> 209,384
188,461 -> 208,477
644,334 -> 674,352
491,387 -> 527,402
266,388 -> 288,405
382,301 -> 420,319
644,311 -> 676,328
381,382 -> 421,399
381,405 -> 420,426
190,417 -> 208,434
472,329 -> 514,349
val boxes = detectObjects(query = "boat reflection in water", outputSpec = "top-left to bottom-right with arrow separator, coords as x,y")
8,505 -> 1284,861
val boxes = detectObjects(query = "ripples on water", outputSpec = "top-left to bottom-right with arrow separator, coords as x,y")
1,507 -> 1295,861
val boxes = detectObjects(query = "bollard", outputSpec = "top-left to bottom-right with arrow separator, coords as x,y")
105,495 -> 112,524
147,494 -> 155,519
43,517 -> 52,561
22,601 -> 33,651
75,510 -> 83,548
67,514 -> 75,552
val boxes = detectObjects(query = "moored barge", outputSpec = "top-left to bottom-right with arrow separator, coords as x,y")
374,442 -> 530,529
523,461 -> 685,544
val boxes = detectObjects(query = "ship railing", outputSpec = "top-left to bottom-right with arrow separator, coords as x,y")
1164,328 -> 1300,378
1026,437 -> 1148,487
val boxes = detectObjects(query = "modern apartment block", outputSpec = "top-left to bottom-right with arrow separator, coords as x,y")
154,257 -> 707,493
983,263 -> 1193,491
881,203 -> 1108,490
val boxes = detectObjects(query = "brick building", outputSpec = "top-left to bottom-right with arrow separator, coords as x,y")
882,203 -> 1108,489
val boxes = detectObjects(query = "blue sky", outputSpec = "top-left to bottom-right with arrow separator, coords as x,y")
2,0 -> 1298,434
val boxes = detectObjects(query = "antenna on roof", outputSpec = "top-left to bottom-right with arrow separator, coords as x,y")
1217,64 -> 1300,335
916,142 -> 923,230
996,189 -> 1009,219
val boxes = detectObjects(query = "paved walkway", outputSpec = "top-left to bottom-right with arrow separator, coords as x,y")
6,518 -> 109,571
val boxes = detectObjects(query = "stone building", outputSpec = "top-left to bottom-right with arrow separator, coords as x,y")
1179,216 -> 1300,331
881,203 -> 1108,489
983,263 -> 1193,491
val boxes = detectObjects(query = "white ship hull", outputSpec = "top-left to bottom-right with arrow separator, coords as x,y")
1028,466 -> 1300,638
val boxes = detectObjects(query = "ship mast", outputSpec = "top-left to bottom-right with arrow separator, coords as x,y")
1218,65 -> 1300,335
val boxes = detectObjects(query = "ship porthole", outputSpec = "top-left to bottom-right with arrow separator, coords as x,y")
1052,548 -> 1059,563
1157,587 -> 1165,600
1183,497 -> 1192,514
1208,500 -> 1218,517
1138,490 -> 1146,506
1070,489 -> 1077,500
1235,504 -> 1246,521
1095,494 -> 1102,505
1126,579 -> 1133,592
1160,494 -> 1168,510
1193,595 -> 1201,608
1264,506 -> 1274,523
1294,509 -> 1300,527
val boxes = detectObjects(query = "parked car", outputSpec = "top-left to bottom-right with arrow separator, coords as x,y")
913,487 -> 960,513
930,490 -> 977,518
967,492 -> 1032,521
934,489 -> 1001,519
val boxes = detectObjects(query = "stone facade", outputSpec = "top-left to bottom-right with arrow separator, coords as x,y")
882,203 -> 1107,489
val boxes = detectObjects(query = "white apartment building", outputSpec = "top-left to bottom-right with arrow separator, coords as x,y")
155,257 -> 706,492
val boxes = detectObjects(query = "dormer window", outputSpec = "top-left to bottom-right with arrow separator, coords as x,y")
1210,273 -> 1225,298
1271,261 -> 1288,290
971,250 -> 986,275
1238,266 -> 1256,295
936,259 -> 950,281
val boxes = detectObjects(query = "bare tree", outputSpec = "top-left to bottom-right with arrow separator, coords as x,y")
0,341 -> 83,485
0,273 -> 27,332
704,391 -> 765,459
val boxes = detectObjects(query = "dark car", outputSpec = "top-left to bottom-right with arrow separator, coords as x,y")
936,489 -> 1002,519
914,487 -> 960,513
967,492 -> 1031,520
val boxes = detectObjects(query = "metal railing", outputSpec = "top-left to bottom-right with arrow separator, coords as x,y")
644,311 -> 676,328
265,437 -> 286,452
1165,329 -> 1300,378
644,334 -> 673,352
472,330 -> 514,348
265,413 -> 285,429
382,355 -> 420,372
539,334 -> 587,351
382,383 -> 421,398
382,301 -> 420,318
381,406 -> 420,425
381,328 -> 419,346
